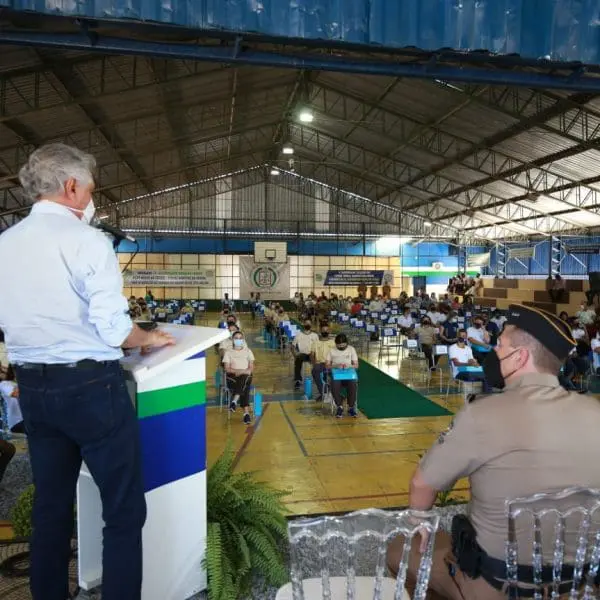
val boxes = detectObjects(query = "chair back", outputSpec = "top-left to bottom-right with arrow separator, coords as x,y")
506,487 -> 600,599
288,508 -> 439,600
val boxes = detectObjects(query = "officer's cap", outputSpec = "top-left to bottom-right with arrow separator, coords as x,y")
506,304 -> 575,360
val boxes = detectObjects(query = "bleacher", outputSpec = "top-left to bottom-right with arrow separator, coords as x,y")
480,278 -> 589,315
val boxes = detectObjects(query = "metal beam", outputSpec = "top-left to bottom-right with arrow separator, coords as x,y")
311,82 -> 600,229
378,90 -> 596,201
2,31 -> 599,91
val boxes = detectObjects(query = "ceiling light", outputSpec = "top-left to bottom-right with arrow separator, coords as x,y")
270,168 -> 280,176
298,109 -> 314,123
424,220 -> 433,227
282,145 -> 294,155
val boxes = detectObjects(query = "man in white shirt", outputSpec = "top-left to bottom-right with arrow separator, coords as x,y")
467,315 -> 492,363
398,309 -> 414,335
448,330 -> 483,381
0,144 -> 175,600
293,320 -> 319,389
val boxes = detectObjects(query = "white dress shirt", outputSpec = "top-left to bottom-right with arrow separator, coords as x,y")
0,201 -> 133,364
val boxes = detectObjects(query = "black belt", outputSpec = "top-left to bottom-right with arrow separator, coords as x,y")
481,555 -> 586,598
15,359 -> 118,372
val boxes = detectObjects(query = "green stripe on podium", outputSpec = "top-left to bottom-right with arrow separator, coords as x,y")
137,381 -> 206,419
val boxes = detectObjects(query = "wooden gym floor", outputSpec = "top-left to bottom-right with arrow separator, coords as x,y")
0,313 -> 469,539
206,313 -> 469,516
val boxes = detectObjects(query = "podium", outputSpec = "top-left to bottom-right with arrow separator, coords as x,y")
77,324 -> 229,599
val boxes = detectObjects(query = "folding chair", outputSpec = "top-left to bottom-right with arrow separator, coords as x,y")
378,326 -> 402,363
427,344 -> 449,394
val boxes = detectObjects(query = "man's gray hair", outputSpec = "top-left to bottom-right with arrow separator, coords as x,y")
18,143 -> 96,202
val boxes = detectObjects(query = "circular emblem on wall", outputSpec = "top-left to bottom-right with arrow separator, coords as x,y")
252,266 -> 279,289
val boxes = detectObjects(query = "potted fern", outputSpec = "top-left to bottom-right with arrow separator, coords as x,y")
205,443 -> 290,600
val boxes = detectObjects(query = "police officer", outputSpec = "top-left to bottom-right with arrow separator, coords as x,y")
387,304 -> 600,599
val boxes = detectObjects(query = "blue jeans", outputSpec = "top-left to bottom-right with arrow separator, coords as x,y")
16,361 -> 147,600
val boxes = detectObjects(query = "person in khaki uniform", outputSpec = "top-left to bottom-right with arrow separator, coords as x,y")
387,303 -> 600,599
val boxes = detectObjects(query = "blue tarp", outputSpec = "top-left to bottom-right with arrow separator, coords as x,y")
2,0 -> 600,64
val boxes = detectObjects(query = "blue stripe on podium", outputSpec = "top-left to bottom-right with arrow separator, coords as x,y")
138,403 -> 206,493
186,351 -> 206,361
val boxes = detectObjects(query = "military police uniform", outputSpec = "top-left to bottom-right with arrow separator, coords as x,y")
387,304 -> 600,599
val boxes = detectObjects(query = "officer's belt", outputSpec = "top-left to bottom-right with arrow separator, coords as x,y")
451,515 -> 598,599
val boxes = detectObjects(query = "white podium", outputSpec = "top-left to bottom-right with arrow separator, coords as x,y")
77,324 -> 228,600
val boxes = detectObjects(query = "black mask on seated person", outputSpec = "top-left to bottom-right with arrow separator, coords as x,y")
304,324 -> 312,331
321,331 -> 329,338
336,344 -> 348,351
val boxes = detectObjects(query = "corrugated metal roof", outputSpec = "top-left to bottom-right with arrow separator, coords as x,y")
2,41 -> 600,240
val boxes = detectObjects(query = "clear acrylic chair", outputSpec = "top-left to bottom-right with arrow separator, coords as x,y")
275,507 -> 440,600
506,487 -> 600,599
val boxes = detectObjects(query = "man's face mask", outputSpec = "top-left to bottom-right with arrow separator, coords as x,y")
321,330 -> 329,338
458,336 -> 466,344
336,344 -> 348,351
482,347 -> 521,389
474,322 -> 483,329
304,323 -> 312,331
233,338 -> 244,349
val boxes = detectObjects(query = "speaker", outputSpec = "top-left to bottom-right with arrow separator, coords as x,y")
589,272 -> 600,291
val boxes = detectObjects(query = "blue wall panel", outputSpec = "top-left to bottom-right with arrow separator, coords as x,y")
3,0 -> 600,64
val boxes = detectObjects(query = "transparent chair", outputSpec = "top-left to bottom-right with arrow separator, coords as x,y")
505,487 -> 600,599
276,508 -> 440,600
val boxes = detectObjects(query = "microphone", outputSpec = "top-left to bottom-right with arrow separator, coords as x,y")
95,220 -> 137,243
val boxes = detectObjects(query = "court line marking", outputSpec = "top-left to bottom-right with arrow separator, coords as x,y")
286,487 -> 470,505
309,448 -> 429,458
231,403 -> 270,470
279,402 -> 309,457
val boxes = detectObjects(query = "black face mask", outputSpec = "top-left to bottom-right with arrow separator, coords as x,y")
321,331 -> 329,338
304,325 -> 311,331
337,344 -> 348,351
457,338 -> 466,345
474,323 -> 482,329
482,348 -> 520,390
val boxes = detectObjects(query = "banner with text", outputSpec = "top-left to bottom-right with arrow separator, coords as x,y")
240,257 -> 290,299
323,270 -> 388,286
466,252 -> 490,267
123,269 -> 215,287
508,247 -> 535,259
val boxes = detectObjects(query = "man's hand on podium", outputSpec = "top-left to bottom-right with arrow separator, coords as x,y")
140,330 -> 176,354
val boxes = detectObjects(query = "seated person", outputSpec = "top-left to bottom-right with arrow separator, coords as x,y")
439,312 -> 459,345
136,299 -> 152,321
448,330 -> 484,383
311,326 -> 336,402
467,315 -> 492,363
548,274 -> 566,303
180,303 -> 194,315
218,324 -> 239,359
222,332 -> 254,425
326,333 -> 359,419
570,319 -> 588,343
490,310 -> 506,331
0,365 -> 24,434
292,320 -> 319,390
483,314 -> 499,346
418,317 -> 439,369
387,305 -> 600,599
398,308 -> 414,336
